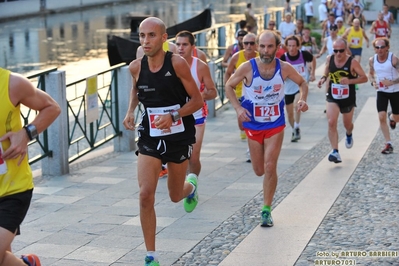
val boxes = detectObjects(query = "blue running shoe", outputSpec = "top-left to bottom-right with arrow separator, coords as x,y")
345,134 -> 353,149
145,256 -> 160,266
260,210 -> 274,227
328,150 -> 342,163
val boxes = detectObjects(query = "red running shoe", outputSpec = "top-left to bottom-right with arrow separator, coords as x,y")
21,254 -> 41,266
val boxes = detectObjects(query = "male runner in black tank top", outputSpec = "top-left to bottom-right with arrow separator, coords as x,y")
318,38 -> 368,164
122,17 -> 203,266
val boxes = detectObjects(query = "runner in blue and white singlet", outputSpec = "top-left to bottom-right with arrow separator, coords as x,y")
241,58 -> 286,131
225,30 -> 309,228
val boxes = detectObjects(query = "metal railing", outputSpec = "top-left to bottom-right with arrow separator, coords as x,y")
66,63 -> 125,163
26,67 -> 57,164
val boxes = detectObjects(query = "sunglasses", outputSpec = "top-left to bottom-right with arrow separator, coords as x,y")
374,45 -> 386,49
243,41 -> 255,46
333,49 -> 345,53
269,23 -> 275,25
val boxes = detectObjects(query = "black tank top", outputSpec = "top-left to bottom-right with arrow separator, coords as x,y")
137,51 -> 195,144
327,55 -> 356,104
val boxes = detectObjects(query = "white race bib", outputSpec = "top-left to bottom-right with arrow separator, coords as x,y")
147,104 -> 184,137
331,83 -> 349,99
253,103 -> 281,122
292,64 -> 306,76
351,37 -> 360,45
0,144 -> 8,175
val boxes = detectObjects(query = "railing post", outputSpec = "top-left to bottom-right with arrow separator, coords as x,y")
41,70 -> 69,176
114,65 -> 136,152
276,11 -> 282,29
207,60 -> 216,118
197,32 -> 207,47
218,26 -> 226,57
264,13 -> 270,29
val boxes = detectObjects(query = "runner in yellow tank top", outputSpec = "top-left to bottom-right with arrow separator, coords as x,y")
0,67 -> 60,266
342,18 -> 369,63
0,69 -> 33,197
225,34 -> 259,99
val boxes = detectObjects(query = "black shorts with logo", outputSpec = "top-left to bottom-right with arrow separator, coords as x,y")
0,189 -> 33,234
137,132 -> 192,165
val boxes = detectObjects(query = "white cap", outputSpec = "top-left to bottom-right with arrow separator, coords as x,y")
335,17 -> 343,23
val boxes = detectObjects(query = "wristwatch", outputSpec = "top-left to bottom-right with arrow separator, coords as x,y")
170,110 -> 180,122
24,124 -> 38,140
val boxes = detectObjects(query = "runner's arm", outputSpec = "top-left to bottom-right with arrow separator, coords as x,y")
221,45 -> 233,67
224,53 -> 239,84
368,56 -> 378,89
350,59 -> 368,85
198,60 -> 218,101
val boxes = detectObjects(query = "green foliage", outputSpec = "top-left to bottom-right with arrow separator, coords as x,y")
310,31 -> 322,47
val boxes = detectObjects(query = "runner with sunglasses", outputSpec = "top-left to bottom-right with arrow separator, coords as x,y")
368,37 -> 399,154
224,33 -> 259,160
267,20 -> 276,31
318,38 -> 368,163
225,30 -> 309,227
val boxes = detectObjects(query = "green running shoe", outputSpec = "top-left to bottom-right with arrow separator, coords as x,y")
183,174 -> 198,213
145,256 -> 160,266
260,210 -> 274,227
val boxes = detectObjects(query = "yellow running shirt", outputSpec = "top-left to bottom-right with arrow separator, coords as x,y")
234,50 -> 259,98
0,68 -> 33,197
347,27 -> 363,48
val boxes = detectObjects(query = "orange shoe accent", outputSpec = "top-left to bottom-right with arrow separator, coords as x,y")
21,254 -> 41,266
159,168 -> 168,179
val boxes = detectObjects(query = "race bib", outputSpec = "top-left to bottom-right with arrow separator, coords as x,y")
253,103 -> 281,122
351,37 -> 360,45
331,83 -> 349,99
292,64 -> 306,77
0,144 -> 8,175
376,28 -> 386,36
147,104 -> 184,137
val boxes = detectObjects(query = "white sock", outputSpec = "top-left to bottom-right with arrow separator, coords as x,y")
190,183 -> 196,195
187,173 -> 197,195
294,122 -> 300,129
146,251 -> 159,261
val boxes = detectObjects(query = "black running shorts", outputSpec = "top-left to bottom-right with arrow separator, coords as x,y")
137,133 -> 192,165
377,91 -> 399,114
0,189 -> 33,234
284,91 -> 299,105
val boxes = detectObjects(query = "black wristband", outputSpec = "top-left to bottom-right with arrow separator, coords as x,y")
24,124 -> 38,140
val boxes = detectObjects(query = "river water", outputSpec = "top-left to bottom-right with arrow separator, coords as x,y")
0,0 -> 298,76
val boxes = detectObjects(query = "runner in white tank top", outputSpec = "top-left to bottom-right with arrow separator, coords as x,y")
368,38 -> 399,154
